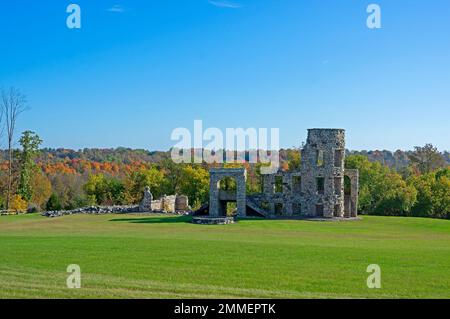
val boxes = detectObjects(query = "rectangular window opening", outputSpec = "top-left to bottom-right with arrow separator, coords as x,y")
292,176 -> 302,193
317,177 -> 325,195
274,176 -> 283,193
316,204 -> 324,217
275,203 -> 283,216
226,202 -> 237,216
317,150 -> 324,167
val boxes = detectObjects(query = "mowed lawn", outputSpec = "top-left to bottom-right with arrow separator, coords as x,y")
0,214 -> 449,299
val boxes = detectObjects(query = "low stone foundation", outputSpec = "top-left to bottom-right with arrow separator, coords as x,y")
42,205 -> 139,218
42,188 -> 191,218
192,216 -> 236,225
42,205 -> 191,218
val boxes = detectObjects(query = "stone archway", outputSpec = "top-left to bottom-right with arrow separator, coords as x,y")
209,168 -> 247,218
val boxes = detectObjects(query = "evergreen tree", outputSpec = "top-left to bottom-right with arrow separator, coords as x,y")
18,131 -> 43,201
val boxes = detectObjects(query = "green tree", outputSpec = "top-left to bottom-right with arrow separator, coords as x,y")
345,155 -> 375,211
408,168 -> 450,218
159,159 -> 183,195
436,167 -> 450,180
17,131 -> 42,201
46,193 -> 63,211
247,163 -> 262,194
408,173 -> 434,217
431,173 -> 450,219
178,165 -> 209,209
372,171 -> 417,216
408,144 -> 445,174
124,167 -> 165,204
346,155 -> 417,215
286,149 -> 301,171
84,174 -> 125,205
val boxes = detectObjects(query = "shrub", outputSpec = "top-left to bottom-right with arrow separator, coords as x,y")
46,193 -> 63,211
346,155 -> 417,215
84,174 -> 126,205
10,195 -> 28,212
27,203 -> 41,214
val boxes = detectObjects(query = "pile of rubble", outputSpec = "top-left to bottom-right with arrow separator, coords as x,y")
42,205 -> 139,218
42,205 -> 192,218
42,187 -> 192,218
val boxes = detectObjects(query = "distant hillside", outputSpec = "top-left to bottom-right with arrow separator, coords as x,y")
0,148 -> 449,170
347,150 -> 450,170
0,148 -> 171,164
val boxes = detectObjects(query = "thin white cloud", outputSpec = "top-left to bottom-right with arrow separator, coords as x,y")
208,0 -> 242,9
108,4 -> 126,13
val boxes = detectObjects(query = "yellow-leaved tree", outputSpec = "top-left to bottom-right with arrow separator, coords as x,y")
10,194 -> 28,212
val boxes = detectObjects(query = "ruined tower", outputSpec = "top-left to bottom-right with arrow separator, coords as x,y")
300,129 -> 346,218
197,128 -> 359,222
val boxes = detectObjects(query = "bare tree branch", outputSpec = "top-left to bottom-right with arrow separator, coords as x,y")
1,87 -> 29,209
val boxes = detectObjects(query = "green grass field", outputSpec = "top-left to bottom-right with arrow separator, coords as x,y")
0,214 -> 449,299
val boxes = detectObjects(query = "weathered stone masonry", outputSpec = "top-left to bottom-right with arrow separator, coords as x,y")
43,190 -> 190,218
139,187 -> 189,213
204,129 -> 359,219
209,168 -> 247,217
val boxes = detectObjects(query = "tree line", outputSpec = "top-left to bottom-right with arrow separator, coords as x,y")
4,147 -> 447,170
0,88 -> 448,218
346,145 -> 449,219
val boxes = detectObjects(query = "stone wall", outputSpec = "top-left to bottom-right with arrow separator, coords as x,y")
175,195 -> 189,211
300,129 -> 346,218
42,205 -> 139,218
138,186 -> 190,213
207,129 -> 359,220
43,190 -> 191,218
151,200 -> 162,211
150,195 -> 188,213
209,168 -> 247,217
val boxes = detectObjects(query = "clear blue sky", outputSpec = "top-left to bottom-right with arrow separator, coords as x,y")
1,0 -> 449,151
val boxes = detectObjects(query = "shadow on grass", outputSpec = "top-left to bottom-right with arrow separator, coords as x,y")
109,215 -> 193,224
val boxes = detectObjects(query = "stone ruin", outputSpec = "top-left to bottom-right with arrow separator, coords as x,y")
43,188 -> 190,218
139,186 -> 153,212
139,187 -> 190,213
194,129 -> 359,223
